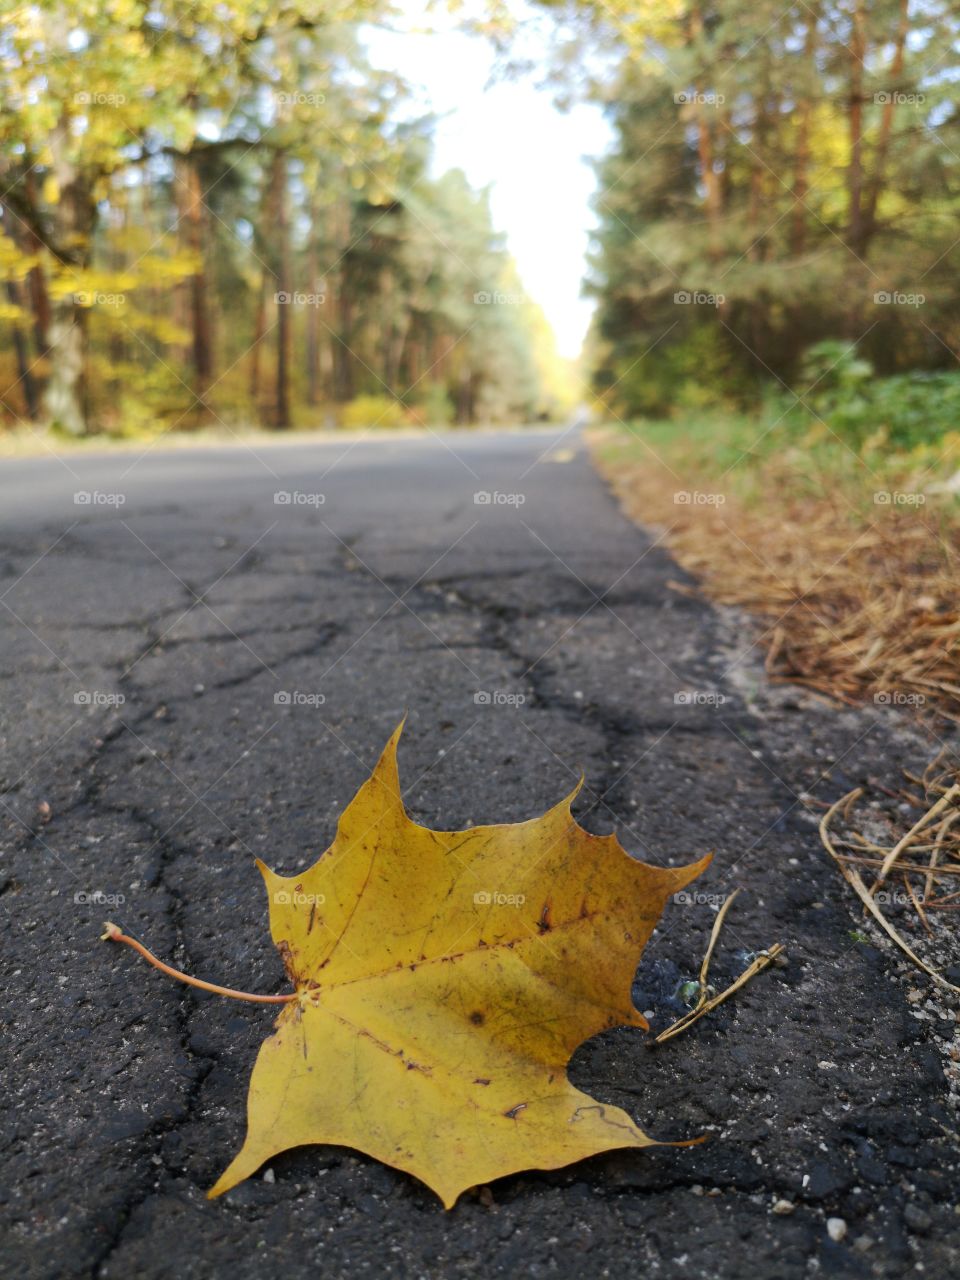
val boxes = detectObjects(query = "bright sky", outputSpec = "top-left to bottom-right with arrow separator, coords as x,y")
363,3 -> 611,359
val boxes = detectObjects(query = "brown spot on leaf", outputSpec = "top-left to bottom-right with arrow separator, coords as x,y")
469,1011 -> 485,1026
277,940 -> 298,984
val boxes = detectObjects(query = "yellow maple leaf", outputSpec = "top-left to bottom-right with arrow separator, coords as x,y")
206,722 -> 709,1207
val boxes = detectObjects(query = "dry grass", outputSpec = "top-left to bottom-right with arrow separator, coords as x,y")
820,757 -> 960,988
591,420 -> 959,985
591,428 -> 960,721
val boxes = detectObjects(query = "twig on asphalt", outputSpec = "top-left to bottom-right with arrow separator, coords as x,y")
653,889 -> 785,1045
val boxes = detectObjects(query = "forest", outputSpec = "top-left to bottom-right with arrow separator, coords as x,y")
0,1 -> 568,437
1,2 -> 958,444
586,0 -> 960,444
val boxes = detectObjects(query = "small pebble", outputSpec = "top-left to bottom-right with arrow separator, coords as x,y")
262,1168 -> 275,1184
904,1203 -> 932,1233
772,1199 -> 795,1215
827,1217 -> 847,1242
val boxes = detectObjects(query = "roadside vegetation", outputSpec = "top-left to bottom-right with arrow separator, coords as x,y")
592,359 -> 960,720
577,0 -> 959,721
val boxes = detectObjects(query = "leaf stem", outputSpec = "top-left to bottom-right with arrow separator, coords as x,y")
101,921 -> 297,1004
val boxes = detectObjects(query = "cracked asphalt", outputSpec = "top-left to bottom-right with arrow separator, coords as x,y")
1,427 -> 958,1279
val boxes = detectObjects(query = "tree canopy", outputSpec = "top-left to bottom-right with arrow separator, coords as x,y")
574,0 -> 960,415
0,1 -> 566,433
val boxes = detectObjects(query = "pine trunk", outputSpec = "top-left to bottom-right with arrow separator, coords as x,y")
43,298 -> 88,435
178,157 -> 213,409
41,120 -> 95,433
272,150 -> 291,429
847,0 -> 867,257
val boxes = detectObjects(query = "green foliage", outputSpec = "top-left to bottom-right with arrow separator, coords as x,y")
578,0 -> 960,417
596,324 -> 744,418
787,344 -> 960,450
598,362 -> 960,520
868,374 -> 960,450
409,382 -> 456,427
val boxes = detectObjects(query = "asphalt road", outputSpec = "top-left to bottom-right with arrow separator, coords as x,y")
1,428 -> 957,1279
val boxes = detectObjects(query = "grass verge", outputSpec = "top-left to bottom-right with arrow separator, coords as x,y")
589,412 -> 960,721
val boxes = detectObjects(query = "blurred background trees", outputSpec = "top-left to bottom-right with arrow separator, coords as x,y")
3,1 -> 958,439
0,0 -> 564,435
577,0 -> 960,425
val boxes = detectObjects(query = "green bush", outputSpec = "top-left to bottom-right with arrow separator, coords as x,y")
410,381 -> 455,426
598,323 -> 744,418
791,340 -> 960,449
